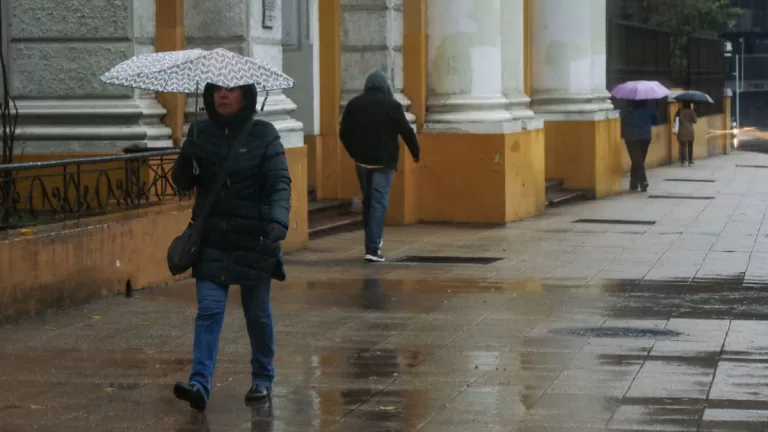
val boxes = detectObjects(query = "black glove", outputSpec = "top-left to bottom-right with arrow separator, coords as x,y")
266,222 -> 288,243
175,150 -> 197,175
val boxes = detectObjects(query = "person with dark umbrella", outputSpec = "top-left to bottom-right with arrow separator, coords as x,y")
675,102 -> 698,166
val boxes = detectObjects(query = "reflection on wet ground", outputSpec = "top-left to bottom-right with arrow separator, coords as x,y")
3,275 -> 768,431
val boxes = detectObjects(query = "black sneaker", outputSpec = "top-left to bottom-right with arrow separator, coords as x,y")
173,382 -> 207,412
364,251 -> 385,262
640,182 -> 649,192
245,384 -> 271,404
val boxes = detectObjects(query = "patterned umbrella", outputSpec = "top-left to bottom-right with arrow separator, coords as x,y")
99,48 -> 295,93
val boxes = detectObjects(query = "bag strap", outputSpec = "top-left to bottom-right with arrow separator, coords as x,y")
193,121 -> 255,223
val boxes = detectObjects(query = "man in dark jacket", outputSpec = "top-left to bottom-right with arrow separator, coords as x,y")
620,100 -> 660,192
339,70 -> 420,262
170,82 -> 291,411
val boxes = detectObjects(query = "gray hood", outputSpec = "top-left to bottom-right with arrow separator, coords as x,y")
363,70 -> 394,98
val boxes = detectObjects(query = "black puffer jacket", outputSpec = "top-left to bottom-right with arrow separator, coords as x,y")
339,70 -> 420,170
171,83 -> 291,283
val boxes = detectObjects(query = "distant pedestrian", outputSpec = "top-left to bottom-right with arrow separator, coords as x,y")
621,100 -> 660,192
339,70 -> 420,262
675,102 -> 698,167
170,83 -> 291,411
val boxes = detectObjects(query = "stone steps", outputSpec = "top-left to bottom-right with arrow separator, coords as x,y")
546,179 -> 587,208
308,187 -> 362,240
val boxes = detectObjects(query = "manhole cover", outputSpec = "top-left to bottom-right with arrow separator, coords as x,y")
573,219 -> 656,226
550,327 -> 683,338
394,256 -> 503,265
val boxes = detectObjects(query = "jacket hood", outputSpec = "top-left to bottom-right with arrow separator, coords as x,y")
203,83 -> 258,130
363,70 -> 394,98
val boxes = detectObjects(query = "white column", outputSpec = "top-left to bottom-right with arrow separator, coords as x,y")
500,0 -> 534,120
530,0 -> 614,119
339,0 -> 414,123
590,0 -> 612,107
425,0 -> 518,132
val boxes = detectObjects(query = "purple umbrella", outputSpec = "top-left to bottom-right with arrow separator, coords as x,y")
611,80 -> 671,100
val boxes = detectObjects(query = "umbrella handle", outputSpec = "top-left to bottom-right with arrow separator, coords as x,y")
260,91 -> 269,113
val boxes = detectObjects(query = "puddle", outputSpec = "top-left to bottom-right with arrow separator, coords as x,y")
6,272 -> 768,430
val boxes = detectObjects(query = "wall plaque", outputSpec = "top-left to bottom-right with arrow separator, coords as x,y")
262,0 -> 278,29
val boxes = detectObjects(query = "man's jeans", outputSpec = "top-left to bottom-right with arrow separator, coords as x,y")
355,165 -> 393,253
625,139 -> 651,187
189,275 -> 274,402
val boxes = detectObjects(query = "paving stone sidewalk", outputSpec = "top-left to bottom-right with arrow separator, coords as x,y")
289,151 -> 768,286
3,152 -> 768,431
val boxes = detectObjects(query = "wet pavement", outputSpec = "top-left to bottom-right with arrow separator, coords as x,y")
4,152 -> 768,430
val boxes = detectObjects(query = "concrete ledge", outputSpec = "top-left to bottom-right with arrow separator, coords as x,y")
0,202 -> 193,324
0,142 -> 310,324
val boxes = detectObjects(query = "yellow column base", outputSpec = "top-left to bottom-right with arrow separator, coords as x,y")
544,117 -> 622,198
416,128 -> 546,223
283,146 -> 309,252
386,143 -> 421,225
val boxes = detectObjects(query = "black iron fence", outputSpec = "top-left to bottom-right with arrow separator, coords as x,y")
687,36 -> 725,117
608,20 -> 673,123
0,149 -> 191,230
608,20 -> 727,119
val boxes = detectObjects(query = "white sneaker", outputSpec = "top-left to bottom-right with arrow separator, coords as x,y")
364,251 -> 385,263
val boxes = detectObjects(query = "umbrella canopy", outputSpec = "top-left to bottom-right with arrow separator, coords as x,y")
673,90 -> 714,105
99,48 -> 295,93
611,80 -> 671,100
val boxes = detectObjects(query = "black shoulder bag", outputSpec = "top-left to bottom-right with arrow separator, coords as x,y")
167,121 -> 255,276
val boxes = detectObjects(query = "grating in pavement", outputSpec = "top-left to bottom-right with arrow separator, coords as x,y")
550,327 -> 684,338
573,219 -> 656,226
663,178 -> 716,183
648,195 -> 714,200
736,164 -> 768,168
394,256 -> 504,265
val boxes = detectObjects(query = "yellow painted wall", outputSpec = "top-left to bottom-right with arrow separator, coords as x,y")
723,97 -> 732,153
155,0 -> 186,146
386,144 -> 421,225
620,125 -> 671,173
544,118 -> 622,198
284,146 -> 309,251
418,129 -> 545,223
619,114 -> 727,174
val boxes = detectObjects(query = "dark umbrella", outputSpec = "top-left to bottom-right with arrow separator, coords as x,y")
673,90 -> 714,105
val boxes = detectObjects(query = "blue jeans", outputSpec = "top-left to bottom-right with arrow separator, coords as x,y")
355,165 -> 393,253
189,275 -> 274,402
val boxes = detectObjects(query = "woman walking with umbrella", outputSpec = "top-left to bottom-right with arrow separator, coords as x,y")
612,81 -> 670,192
673,90 -> 714,167
100,48 -> 298,410
675,102 -> 698,166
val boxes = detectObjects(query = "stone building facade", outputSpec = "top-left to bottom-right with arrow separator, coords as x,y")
3,0 -> 623,228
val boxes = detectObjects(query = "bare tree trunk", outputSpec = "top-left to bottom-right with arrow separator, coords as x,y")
0,4 -> 19,225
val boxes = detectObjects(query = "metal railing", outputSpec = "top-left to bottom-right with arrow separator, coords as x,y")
0,149 -> 191,230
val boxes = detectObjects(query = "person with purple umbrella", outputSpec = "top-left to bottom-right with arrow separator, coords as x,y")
612,81 -> 669,193
620,100 -> 660,192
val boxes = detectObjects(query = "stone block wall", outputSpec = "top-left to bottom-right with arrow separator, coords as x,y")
6,0 -> 171,153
